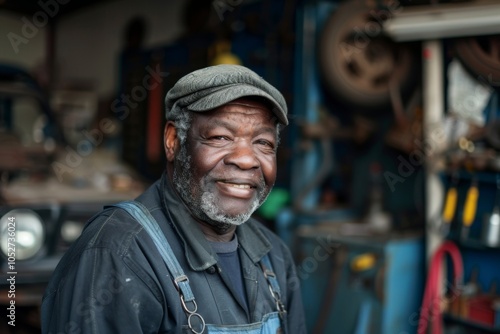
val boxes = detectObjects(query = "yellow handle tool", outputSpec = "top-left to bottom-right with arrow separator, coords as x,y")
463,183 -> 479,227
443,186 -> 458,224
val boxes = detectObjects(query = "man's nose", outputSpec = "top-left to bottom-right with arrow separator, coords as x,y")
223,140 -> 260,170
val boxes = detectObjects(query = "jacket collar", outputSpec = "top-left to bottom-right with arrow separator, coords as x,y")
160,174 -> 272,271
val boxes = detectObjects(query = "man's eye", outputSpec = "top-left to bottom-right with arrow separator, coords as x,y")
211,136 -> 228,141
256,140 -> 275,149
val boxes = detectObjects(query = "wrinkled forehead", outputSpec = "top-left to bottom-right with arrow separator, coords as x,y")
217,97 -> 277,123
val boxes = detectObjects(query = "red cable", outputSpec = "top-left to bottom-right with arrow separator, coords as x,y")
418,241 -> 463,334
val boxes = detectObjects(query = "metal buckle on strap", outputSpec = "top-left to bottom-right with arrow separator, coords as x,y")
180,294 -> 198,314
263,269 -> 276,279
276,300 -> 287,320
180,295 -> 206,333
174,275 -> 189,290
187,312 -> 206,334
174,275 -> 206,333
260,260 -> 287,322
267,283 -> 280,301
267,284 -> 287,320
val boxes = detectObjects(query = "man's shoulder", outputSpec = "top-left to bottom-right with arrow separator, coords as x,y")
45,203 -> 169,289
82,206 -> 146,249
82,179 -> 166,251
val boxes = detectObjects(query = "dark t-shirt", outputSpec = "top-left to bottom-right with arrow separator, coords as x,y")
209,236 -> 248,313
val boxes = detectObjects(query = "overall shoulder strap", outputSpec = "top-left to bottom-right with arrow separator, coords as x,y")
108,201 -> 195,302
260,254 -> 287,321
110,201 -> 207,333
260,255 -> 281,297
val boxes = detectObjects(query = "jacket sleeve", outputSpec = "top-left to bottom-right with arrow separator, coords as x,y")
42,247 -> 164,334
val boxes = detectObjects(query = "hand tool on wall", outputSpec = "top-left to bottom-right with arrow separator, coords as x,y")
442,174 -> 458,237
461,177 -> 479,240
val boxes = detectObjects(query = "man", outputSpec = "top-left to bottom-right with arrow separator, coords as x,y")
41,64 -> 306,333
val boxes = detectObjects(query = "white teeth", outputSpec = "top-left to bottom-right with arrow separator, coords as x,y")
231,184 -> 250,189
224,183 -> 251,189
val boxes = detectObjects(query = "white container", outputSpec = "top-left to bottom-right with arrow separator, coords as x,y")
482,208 -> 500,247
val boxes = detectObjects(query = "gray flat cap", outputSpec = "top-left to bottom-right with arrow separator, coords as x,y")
165,64 -> 288,125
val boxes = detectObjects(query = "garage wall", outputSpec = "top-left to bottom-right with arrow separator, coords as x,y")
0,11 -> 47,72
56,0 -> 187,97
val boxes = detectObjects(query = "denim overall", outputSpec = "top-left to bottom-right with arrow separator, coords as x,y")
111,201 -> 286,334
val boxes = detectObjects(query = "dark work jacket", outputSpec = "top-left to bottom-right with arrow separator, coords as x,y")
41,173 -> 306,333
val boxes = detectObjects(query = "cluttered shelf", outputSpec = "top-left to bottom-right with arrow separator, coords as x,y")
449,237 -> 500,251
442,169 -> 500,185
444,313 -> 500,334
440,168 -> 500,249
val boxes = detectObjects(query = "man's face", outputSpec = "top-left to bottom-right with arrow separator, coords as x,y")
172,99 -> 278,231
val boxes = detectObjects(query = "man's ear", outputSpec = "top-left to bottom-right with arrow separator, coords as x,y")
164,121 -> 178,162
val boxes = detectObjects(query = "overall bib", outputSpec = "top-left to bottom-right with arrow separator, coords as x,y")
111,201 -> 286,334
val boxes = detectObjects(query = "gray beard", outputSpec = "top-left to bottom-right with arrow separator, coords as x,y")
172,145 -> 270,234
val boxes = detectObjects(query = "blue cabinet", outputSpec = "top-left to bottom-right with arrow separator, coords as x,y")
293,225 -> 424,334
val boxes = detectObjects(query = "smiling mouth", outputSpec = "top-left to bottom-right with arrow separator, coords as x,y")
218,181 -> 254,189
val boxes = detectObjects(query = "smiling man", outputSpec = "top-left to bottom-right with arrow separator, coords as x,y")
42,65 -> 306,333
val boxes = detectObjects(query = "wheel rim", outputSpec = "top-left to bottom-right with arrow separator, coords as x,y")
319,1 -> 416,109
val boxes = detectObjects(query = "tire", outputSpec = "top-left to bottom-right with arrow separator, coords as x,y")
318,0 -> 418,111
455,35 -> 500,87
